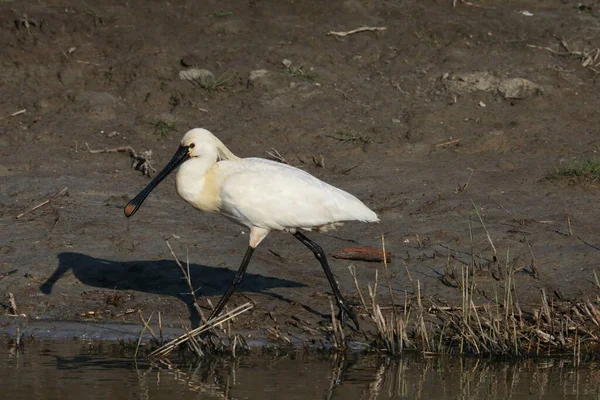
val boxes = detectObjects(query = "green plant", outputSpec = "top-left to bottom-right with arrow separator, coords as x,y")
549,158 -> 600,182
149,120 -> 177,138
202,72 -> 233,93
212,10 -> 233,18
285,65 -> 318,80
331,129 -> 372,144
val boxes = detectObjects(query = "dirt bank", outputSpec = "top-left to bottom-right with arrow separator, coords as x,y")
1,0 -> 599,351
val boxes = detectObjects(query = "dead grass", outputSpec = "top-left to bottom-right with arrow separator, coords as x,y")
351,234 -> 600,358
528,38 -> 600,75
148,303 -> 253,359
135,232 -> 599,360
131,238 -> 253,361
349,236 -> 413,354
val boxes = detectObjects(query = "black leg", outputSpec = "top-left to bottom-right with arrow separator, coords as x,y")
293,231 -> 360,330
207,246 -> 255,321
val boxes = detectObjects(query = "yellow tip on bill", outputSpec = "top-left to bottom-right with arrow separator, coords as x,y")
124,203 -> 137,217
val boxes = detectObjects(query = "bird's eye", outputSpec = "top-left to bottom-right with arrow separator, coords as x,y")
189,143 -> 195,149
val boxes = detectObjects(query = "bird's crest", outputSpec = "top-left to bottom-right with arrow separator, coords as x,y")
215,137 -> 240,162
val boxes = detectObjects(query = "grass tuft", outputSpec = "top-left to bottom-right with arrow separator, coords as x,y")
549,158 -> 600,183
212,10 -> 233,18
331,130 -> 372,144
149,120 -> 177,138
285,65 -> 318,80
350,226 -> 600,357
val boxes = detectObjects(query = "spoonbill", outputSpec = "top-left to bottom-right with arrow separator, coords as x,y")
124,128 -> 379,329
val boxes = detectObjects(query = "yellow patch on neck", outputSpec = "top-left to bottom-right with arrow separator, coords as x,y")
192,166 -> 221,212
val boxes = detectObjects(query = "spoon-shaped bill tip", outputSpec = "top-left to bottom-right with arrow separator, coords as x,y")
124,202 -> 138,218
122,144 -> 191,219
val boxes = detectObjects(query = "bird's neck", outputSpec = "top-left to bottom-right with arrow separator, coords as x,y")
176,157 -> 216,204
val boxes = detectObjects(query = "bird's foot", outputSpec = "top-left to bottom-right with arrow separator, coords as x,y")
337,302 -> 360,332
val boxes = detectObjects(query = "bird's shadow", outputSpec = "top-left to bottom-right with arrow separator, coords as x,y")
40,252 -> 306,327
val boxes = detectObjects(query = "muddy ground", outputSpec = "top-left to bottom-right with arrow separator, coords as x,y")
1,0 -> 600,346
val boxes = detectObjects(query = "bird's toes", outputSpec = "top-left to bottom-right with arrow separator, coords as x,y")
337,305 -> 360,332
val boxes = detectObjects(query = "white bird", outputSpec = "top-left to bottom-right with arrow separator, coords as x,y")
124,128 -> 379,329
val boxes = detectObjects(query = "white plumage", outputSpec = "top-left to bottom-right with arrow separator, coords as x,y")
174,129 -> 378,247
124,128 -> 379,328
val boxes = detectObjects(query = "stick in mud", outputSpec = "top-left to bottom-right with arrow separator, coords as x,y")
565,209 -> 573,236
149,302 -> 253,358
164,236 -> 207,324
471,199 -> 497,257
15,187 -> 68,219
8,293 -> 18,316
0,108 -> 26,121
134,312 -> 153,360
85,143 -> 157,176
327,26 -> 386,37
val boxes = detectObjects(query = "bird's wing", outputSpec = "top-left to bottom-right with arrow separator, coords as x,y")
218,160 -> 375,230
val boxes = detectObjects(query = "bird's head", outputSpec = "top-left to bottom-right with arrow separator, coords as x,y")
124,128 -> 238,218
180,128 -> 217,158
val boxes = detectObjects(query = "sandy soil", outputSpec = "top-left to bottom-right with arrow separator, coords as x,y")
1,0 -> 600,345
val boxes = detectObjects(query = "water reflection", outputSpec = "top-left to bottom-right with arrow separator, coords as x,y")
2,341 -> 600,399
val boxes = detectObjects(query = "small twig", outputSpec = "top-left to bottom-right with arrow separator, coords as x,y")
61,50 -> 103,67
349,264 -> 369,313
138,311 -> 158,341
491,196 -> 522,225
268,249 -> 287,263
461,1 -> 488,8
182,320 -> 204,356
16,187 -> 68,219
158,311 -> 163,344
340,162 -> 363,175
113,308 -> 137,318
266,147 -> 289,164
471,200 -> 497,256
0,109 -> 27,121
456,168 -> 474,193
524,236 -> 540,279
381,235 -> 396,312
577,237 -> 600,252
165,237 -> 207,324
86,143 -> 156,176
528,40 -> 600,71
435,138 -> 460,148
334,88 -> 350,101
327,26 -> 387,37
404,265 -> 416,293
149,302 -> 253,357
527,44 -> 572,56
333,88 -> 367,108
565,209 -> 573,236
329,298 -> 344,348
134,312 -> 152,360
8,293 -> 18,315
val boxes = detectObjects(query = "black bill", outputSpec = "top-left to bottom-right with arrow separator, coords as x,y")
124,145 -> 190,218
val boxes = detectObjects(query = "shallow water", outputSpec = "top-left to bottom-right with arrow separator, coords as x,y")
2,341 -> 600,400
